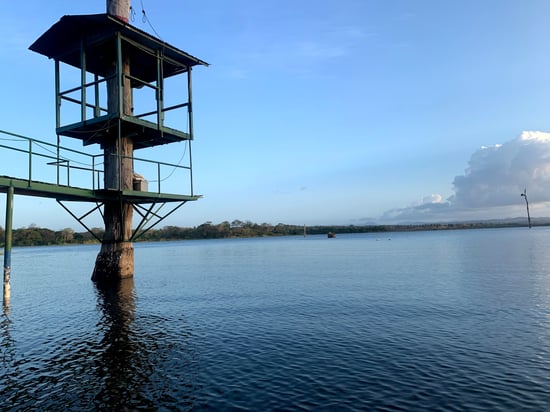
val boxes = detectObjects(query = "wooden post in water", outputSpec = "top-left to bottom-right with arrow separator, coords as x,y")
521,188 -> 532,229
92,0 -> 134,283
3,185 -> 13,305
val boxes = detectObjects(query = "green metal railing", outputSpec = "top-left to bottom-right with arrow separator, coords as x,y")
0,129 -> 193,195
0,129 -> 99,189
57,64 -> 190,130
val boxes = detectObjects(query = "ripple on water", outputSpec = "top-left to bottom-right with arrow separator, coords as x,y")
2,233 -> 550,410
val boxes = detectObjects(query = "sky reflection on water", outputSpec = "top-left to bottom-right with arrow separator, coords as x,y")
1,231 -> 550,410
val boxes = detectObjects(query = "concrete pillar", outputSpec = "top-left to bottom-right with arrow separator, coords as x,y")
92,0 -> 134,283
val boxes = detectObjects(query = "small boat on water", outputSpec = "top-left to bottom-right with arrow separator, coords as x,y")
327,232 -> 336,238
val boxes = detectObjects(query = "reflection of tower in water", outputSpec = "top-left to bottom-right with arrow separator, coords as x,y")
93,278 -> 200,409
94,278 -> 148,409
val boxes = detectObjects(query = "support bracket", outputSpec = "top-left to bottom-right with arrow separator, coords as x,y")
130,201 -> 188,241
56,199 -> 190,243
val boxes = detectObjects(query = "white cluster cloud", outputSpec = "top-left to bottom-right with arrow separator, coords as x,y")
421,194 -> 443,204
382,131 -> 550,222
451,131 -> 550,208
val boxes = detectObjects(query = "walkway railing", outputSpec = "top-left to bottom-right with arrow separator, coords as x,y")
0,129 -> 193,195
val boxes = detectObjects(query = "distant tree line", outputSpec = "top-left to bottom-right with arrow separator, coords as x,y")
0,219 -> 539,248
135,220 -> 390,242
0,224 -> 101,247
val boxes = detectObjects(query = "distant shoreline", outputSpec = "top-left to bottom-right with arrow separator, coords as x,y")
0,219 -> 544,248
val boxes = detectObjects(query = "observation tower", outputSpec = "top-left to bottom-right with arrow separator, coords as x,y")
24,1 -> 208,283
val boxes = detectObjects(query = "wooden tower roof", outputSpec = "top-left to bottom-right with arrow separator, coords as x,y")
29,13 -> 208,82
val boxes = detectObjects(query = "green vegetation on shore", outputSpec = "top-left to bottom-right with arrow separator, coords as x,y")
0,218 -> 541,248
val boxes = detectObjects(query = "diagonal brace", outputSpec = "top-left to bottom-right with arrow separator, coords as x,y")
57,200 -> 103,242
130,201 -> 187,241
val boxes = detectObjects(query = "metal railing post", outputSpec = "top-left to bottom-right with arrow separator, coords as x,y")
56,135 -> 60,185
157,162 -> 161,193
28,140 -> 32,185
94,74 -> 101,118
92,156 -> 96,190
187,68 -> 194,196
156,49 -> 163,129
81,39 -> 87,122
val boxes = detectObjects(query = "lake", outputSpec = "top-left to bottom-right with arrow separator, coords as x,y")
1,228 -> 550,410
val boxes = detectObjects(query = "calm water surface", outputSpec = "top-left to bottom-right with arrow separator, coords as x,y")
1,228 -> 550,410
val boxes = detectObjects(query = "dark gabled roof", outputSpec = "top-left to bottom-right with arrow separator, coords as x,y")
29,13 -> 208,83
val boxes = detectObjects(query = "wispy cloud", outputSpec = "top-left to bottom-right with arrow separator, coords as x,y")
227,23 -> 369,77
296,40 -> 348,59
0,27 -> 33,55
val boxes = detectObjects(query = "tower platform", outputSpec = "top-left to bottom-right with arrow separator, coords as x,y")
29,13 -> 208,150
0,176 -> 200,204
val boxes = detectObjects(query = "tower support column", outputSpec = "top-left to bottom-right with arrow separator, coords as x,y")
92,0 -> 134,283
92,131 -> 134,282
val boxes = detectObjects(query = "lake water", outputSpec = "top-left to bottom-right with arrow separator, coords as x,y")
1,227 -> 550,410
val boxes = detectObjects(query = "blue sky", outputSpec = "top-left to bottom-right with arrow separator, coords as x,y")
2,0 -> 550,229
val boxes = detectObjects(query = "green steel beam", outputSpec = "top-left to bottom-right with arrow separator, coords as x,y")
130,200 -> 188,242
0,177 -> 200,203
57,200 -> 103,243
55,60 -> 61,129
188,67 -> 194,196
80,38 -> 87,122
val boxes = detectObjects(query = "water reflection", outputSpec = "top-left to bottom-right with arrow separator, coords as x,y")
93,278 -> 200,409
2,275 -> 199,409
1,303 -> 15,393
93,278 -> 156,409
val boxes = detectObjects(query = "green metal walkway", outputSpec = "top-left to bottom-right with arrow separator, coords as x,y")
0,175 -> 199,203
0,129 -> 200,241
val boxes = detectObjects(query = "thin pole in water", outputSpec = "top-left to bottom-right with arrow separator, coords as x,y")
520,188 -> 531,229
3,185 -> 13,306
